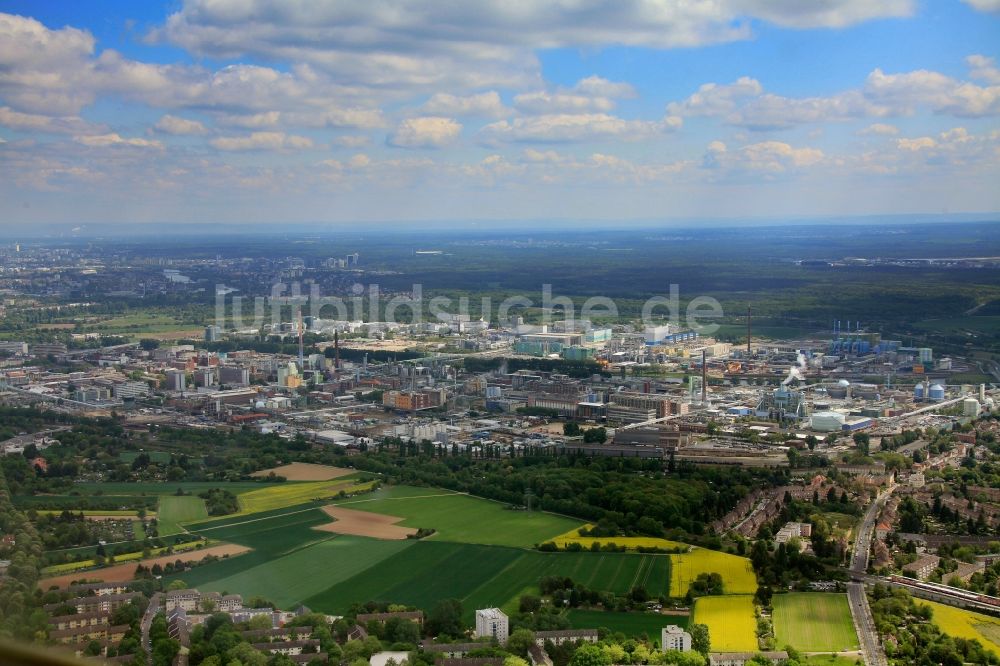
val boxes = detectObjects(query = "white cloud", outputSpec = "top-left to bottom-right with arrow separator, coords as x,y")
667,77 -> 763,117
896,136 -> 935,151
667,63 -> 1000,131
703,140 -> 824,172
421,91 -> 510,118
153,1 -> 912,95
0,106 -> 95,133
967,55 -> 1000,85
515,76 -> 637,115
332,135 -> 371,148
481,113 -> 681,143
574,76 -> 637,99
74,133 -> 163,149
154,114 -> 207,135
210,131 -> 314,151
962,0 -> 1000,11
387,117 -> 462,149
858,123 -> 899,136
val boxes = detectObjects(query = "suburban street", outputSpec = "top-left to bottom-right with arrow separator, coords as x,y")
848,487 -> 894,666
141,592 -> 162,666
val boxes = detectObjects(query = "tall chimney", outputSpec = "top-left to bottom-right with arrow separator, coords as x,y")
334,330 -> 340,370
701,349 -> 707,405
746,305 -> 752,356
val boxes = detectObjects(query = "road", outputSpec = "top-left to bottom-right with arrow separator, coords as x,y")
141,592 -> 162,666
848,486 -> 894,666
848,582 -> 888,666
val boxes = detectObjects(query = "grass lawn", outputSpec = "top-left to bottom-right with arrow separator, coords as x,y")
132,520 -> 146,541
330,485 -> 583,548
692,595 -> 757,652
772,593 -> 858,652
918,600 -> 1000,658
157,496 -> 208,535
669,548 -> 757,596
566,609 -> 685,642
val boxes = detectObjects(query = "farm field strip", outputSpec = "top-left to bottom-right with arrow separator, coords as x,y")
551,524 -> 689,552
300,542 -> 671,619
229,480 -> 377,517
772,593 -> 858,652
669,548 -> 757,596
192,535 -> 414,609
157,495 -> 209,535
250,463 -> 357,481
691,595 -> 757,652
328,485 -> 583,548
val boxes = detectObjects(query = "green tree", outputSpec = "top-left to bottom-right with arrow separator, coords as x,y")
689,624 -> 710,656
506,628 -> 536,657
427,598 -> 464,637
570,644 -> 612,666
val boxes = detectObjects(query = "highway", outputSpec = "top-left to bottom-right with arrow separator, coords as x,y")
848,486 -> 894,666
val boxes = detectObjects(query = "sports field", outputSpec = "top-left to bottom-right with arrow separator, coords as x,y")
669,548 -> 757,596
772,593 -> 858,652
566,609 -> 686,641
692,595 -> 757,652
551,524 -> 689,552
331,486 -> 582,547
918,600 -> 1000,657
157,496 -> 208,535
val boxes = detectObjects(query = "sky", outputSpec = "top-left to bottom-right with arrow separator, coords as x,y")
0,0 -> 999,226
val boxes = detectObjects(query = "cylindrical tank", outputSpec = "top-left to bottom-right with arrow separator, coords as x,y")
929,384 -> 946,401
914,384 -> 925,400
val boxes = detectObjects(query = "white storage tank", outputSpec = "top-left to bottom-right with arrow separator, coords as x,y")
929,384 -> 946,401
811,410 -> 847,432
963,398 -> 981,417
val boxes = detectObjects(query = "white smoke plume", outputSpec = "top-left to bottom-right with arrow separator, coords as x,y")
782,351 -> 807,386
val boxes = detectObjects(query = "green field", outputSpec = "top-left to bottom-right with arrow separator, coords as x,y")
801,656 -> 863,666
73,481 -> 288,495
772,593 -> 858,652
157,496 -> 208,535
331,486 -> 583,547
567,609 -> 686,642
194,534 -> 413,608
304,543 -> 670,619
669,548 -> 757,596
692,595 -> 757,652
918,600 -> 1000,657
163,501 -> 670,619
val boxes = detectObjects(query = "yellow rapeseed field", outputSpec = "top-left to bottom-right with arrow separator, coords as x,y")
550,524 -> 689,552
919,600 -> 1000,658
234,479 -> 377,516
669,547 -> 758,595
692,594 -> 758,652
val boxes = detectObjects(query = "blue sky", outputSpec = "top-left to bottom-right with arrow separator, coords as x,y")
0,0 -> 998,225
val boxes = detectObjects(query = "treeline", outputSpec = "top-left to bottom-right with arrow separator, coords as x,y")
0,465 -> 47,641
347,448 -> 787,540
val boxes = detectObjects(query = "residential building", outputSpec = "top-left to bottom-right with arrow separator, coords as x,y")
661,625 -> 691,652
903,554 -> 941,581
709,652 -> 789,666
533,629 -> 598,646
475,608 -> 509,645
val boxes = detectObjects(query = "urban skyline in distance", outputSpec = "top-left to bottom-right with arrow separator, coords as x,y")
0,0 -> 999,226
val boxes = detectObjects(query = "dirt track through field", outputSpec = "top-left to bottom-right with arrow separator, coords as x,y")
315,505 -> 417,540
39,544 -> 251,590
251,462 -> 355,481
